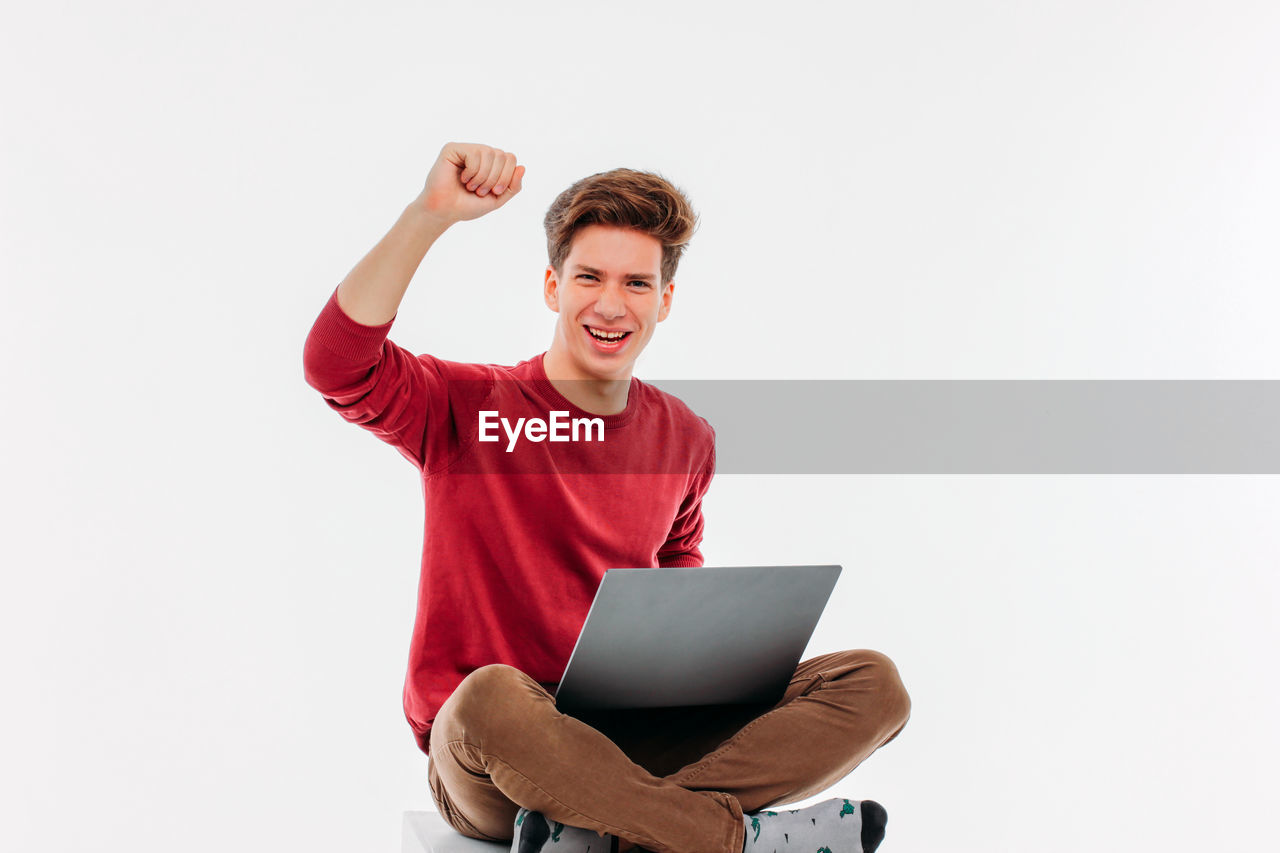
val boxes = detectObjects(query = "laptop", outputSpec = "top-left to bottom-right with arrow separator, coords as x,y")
554,564 -> 841,713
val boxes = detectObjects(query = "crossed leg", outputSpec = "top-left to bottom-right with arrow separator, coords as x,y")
427,650 -> 910,853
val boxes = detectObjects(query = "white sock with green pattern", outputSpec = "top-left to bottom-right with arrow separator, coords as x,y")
742,798 -> 887,853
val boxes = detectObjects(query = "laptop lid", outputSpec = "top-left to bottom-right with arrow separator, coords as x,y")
554,564 -> 841,713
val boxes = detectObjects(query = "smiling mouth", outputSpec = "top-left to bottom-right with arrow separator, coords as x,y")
586,326 -> 632,342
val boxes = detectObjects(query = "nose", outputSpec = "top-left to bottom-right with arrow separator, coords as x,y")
595,283 -> 625,320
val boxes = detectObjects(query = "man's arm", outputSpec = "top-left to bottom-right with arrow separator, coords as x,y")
657,440 -> 717,568
303,142 -> 525,466
336,142 -> 526,325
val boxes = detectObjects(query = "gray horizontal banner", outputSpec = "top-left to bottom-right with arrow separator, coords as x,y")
647,380 -> 1280,474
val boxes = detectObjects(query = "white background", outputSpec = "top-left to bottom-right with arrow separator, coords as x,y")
3,2 -> 1277,851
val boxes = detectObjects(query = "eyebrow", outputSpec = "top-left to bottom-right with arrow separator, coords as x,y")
573,264 -> 657,282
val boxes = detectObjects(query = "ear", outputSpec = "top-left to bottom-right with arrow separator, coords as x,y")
657,281 -> 674,322
543,265 -> 560,313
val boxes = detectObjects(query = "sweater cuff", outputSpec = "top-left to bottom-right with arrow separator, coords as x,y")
308,285 -> 397,362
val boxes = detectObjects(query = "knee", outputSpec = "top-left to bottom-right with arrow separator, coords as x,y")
445,664 -> 538,729
452,663 -> 532,705
851,649 -> 912,731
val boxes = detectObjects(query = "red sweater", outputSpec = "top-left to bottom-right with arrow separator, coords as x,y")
303,287 -> 716,752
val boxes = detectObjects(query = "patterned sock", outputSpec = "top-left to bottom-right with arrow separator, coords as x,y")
510,808 -> 618,853
742,799 -> 888,853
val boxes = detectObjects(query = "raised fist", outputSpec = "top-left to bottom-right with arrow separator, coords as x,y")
416,142 -> 525,224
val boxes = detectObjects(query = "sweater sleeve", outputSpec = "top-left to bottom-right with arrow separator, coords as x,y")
302,286 -> 444,470
657,432 -> 716,568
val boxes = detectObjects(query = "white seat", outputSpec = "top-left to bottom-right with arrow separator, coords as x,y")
402,810 -> 508,853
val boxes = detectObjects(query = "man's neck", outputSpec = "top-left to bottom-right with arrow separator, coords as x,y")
542,349 -> 631,416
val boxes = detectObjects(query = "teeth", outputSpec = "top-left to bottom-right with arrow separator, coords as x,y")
589,327 -> 628,341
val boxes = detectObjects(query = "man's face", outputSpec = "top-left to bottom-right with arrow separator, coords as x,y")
544,224 -> 673,383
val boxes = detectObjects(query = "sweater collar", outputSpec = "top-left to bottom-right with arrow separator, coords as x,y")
528,352 -> 641,429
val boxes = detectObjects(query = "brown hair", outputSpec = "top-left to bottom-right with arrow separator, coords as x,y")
544,168 -> 698,285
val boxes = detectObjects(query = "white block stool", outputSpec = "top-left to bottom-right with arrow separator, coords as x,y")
402,810 -> 507,853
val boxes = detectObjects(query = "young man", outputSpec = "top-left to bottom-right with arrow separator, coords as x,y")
303,142 -> 910,853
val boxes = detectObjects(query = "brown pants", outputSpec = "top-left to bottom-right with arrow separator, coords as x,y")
427,650 -> 911,853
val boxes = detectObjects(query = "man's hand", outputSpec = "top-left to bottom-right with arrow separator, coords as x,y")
415,142 -> 526,225
329,142 -> 525,326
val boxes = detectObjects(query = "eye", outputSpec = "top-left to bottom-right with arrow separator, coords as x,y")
628,280 -> 653,289
577,274 -> 599,282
